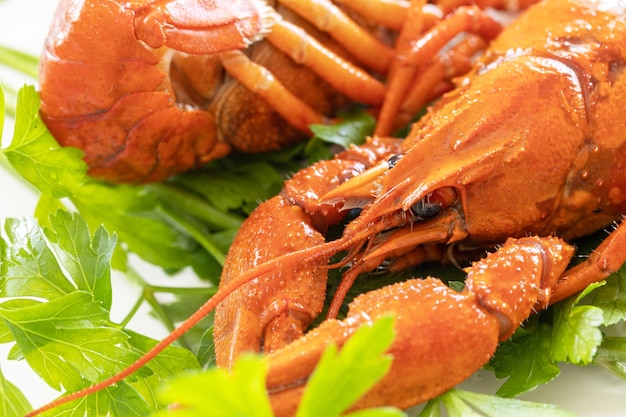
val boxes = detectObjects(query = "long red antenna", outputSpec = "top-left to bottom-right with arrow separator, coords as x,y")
24,237 -> 352,417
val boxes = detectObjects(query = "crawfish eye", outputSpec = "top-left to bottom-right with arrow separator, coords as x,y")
410,200 -> 442,220
387,154 -> 404,168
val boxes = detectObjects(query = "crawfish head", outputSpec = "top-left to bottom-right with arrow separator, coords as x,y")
336,52 -> 626,258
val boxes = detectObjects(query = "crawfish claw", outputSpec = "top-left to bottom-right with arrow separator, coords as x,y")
266,236 -> 574,416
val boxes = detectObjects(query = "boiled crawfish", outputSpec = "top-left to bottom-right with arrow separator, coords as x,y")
38,0 -> 403,183
217,0 -> 626,413
38,0 -> 505,183
26,0 -> 626,416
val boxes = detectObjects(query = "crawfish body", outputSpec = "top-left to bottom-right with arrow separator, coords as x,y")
39,0 -> 392,182
215,0 -> 626,413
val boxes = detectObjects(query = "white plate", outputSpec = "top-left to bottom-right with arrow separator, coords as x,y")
0,0 -> 625,415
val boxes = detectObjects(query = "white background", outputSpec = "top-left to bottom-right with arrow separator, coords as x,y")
0,0 -> 625,415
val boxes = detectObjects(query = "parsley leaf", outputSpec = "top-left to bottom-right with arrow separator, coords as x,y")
124,330 -> 201,410
172,161 -> 283,215
296,316 -> 398,417
585,268 -> 626,326
2,86 -> 86,197
156,318 -> 402,417
309,111 -> 374,148
156,355 -> 275,417
71,182 -> 212,274
0,292 -> 138,392
419,389 -> 577,417
550,285 -> 604,365
44,210 -> 116,309
47,383 -> 152,417
2,216 -> 75,300
0,365 -> 31,417
490,325 -> 560,398
595,336 -> 626,379
0,213 -> 202,415
305,111 -> 375,161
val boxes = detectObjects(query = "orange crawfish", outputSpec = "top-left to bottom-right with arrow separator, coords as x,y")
39,0 -> 510,183
38,0 -> 401,183
27,0 -> 626,415
215,0 -> 626,412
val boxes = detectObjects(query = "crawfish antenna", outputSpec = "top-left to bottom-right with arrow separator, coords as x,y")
25,236 -> 355,417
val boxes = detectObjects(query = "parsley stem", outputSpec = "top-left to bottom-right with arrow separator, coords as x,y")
0,46 -> 39,78
595,336 -> 626,379
118,290 -> 144,329
149,183 -> 243,230
122,265 -> 188,348
158,204 -> 227,267
120,265 -> 219,351
149,285 -> 218,296
0,84 -> 17,115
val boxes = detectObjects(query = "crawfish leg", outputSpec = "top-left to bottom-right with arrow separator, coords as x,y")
278,0 -> 394,74
266,20 -> 386,105
376,5 -> 502,135
333,0 -> 410,31
436,0 -> 542,14
395,34 -> 487,130
550,220 -> 626,305
375,0 -> 429,137
219,50 -> 326,133
326,209 -> 469,319
266,236 -> 574,416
